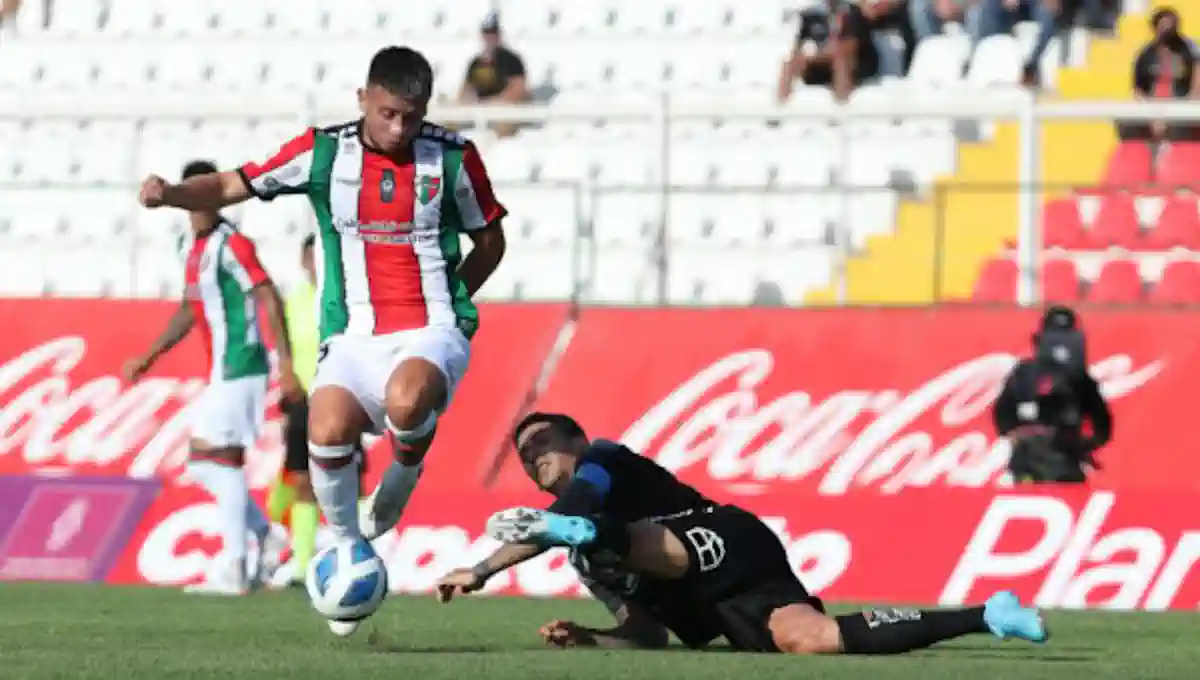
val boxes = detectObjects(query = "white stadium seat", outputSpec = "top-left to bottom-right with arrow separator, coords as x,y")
968,35 -> 1024,87
589,248 -> 660,303
908,35 -> 971,86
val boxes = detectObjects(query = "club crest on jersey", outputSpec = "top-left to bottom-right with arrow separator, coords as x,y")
418,176 -> 441,205
380,169 -> 396,204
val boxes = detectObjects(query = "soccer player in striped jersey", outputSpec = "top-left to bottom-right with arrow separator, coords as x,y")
125,160 -> 301,595
137,47 -> 508,632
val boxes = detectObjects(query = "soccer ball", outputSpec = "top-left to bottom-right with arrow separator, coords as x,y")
305,538 -> 389,622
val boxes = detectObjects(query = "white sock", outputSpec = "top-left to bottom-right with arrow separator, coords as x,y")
376,460 -> 424,518
309,443 -> 361,539
187,461 -> 249,566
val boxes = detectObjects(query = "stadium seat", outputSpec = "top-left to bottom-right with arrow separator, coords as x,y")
668,250 -> 756,304
590,248 -> 659,303
966,35 -> 1023,87
1101,142 -> 1154,190
592,193 -> 658,248
1145,196 -> 1200,249
1041,258 -> 1081,303
0,245 -> 50,296
1042,198 -> 1086,248
1158,142 -> 1200,191
507,249 -> 577,301
1150,260 -> 1200,304
907,35 -> 971,86
973,258 -> 1017,302
764,192 -> 830,245
1088,259 -> 1144,303
45,0 -> 105,36
1086,195 -> 1141,248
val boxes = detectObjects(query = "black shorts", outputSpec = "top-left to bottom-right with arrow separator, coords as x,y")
658,505 -> 824,652
281,396 -> 367,475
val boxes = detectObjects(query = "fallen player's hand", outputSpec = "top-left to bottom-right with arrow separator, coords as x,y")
539,619 -> 595,648
435,568 -> 485,603
139,174 -> 170,208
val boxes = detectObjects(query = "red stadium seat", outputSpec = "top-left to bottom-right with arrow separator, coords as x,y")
1145,196 -> 1200,249
1150,260 -> 1200,304
1086,195 -> 1141,248
1089,259 -> 1144,303
973,258 -> 1017,302
1041,259 -> 1080,303
1102,142 -> 1154,190
1158,142 -> 1200,191
1042,199 -> 1085,248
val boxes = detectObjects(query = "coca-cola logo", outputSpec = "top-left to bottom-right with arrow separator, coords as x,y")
0,337 -> 284,483
622,351 -> 1164,495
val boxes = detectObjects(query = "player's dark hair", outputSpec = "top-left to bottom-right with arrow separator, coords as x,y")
367,46 -> 434,100
301,233 -> 316,252
181,160 -> 218,180
513,412 -> 587,447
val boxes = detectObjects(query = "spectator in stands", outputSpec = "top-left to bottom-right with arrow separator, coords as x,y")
1023,0 -> 1107,87
908,0 -> 990,44
1119,7 -> 1199,143
777,0 -> 880,103
460,10 -> 529,137
861,0 -> 918,74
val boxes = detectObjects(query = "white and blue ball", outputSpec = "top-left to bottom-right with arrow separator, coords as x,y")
305,538 -> 389,622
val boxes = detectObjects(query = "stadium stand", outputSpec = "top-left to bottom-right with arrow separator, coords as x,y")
0,0 -> 1183,305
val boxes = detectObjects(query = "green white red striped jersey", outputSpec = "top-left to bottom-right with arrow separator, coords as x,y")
183,220 -> 271,382
236,121 -> 506,342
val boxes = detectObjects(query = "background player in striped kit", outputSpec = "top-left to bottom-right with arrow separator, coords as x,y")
137,48 -> 508,631
125,160 -> 302,595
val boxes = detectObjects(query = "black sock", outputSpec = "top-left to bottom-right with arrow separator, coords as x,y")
836,607 -> 988,655
583,515 -> 631,566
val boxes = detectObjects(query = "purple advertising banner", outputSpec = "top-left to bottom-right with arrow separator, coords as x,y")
0,475 -> 159,583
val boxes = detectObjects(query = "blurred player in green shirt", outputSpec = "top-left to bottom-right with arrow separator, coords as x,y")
267,234 -> 365,586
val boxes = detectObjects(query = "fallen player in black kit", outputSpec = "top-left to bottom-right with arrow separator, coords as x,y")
437,412 -> 1049,654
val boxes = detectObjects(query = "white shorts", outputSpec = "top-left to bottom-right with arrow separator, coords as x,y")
311,326 -> 471,434
190,375 -> 268,449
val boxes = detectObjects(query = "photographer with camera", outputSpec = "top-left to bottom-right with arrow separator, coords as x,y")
993,306 -> 1112,484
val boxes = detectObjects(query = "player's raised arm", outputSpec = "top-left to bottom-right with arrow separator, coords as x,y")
139,129 -> 320,212
139,169 -> 250,212
451,141 -> 507,297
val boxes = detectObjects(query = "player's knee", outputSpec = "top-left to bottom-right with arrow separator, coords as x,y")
384,359 -> 447,430
769,607 -> 842,655
309,387 -> 366,442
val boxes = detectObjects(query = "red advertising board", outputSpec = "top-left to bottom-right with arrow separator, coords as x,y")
5,301 -> 1200,610
498,307 -> 1200,497
107,484 -> 1200,611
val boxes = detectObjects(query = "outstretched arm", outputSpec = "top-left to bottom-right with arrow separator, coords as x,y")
143,171 -> 251,212
436,542 -> 547,602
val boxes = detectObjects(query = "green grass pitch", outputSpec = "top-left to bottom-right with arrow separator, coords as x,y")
0,583 -> 1196,680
